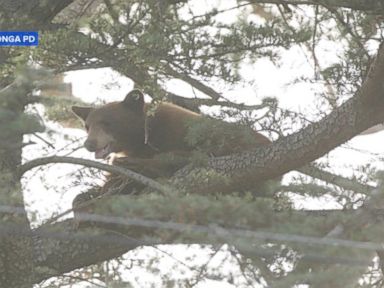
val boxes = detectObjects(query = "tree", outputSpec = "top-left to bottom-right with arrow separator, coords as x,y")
2,0 -> 384,287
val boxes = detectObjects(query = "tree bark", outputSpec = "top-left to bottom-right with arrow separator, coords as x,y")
0,80 -> 36,287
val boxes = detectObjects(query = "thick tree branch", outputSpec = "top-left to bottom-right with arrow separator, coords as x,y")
30,220 -> 138,283
28,203 -> 384,283
169,42 -> 384,195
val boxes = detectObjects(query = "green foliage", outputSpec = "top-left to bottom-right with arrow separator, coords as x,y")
30,0 -> 312,93
184,116 -> 260,156
0,68 -> 51,127
0,68 -> 50,158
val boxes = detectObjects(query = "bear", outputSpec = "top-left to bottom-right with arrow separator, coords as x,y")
72,89 -> 271,161
71,89 -> 276,226
72,90 -> 199,160
72,89 -> 274,187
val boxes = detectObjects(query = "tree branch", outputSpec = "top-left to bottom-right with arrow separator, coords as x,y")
165,65 -> 223,101
298,164 -> 373,195
18,156 -> 173,195
0,202 -> 374,283
168,42 -> 384,195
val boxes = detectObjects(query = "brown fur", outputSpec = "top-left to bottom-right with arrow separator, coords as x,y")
72,90 -> 275,220
72,89 -> 271,174
72,90 -> 203,159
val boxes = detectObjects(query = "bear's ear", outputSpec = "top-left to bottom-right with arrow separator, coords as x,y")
72,106 -> 92,121
122,89 -> 144,111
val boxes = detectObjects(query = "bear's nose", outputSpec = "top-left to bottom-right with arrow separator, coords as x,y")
84,139 -> 97,152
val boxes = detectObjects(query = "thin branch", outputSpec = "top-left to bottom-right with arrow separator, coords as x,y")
298,164 -> 373,195
277,4 -> 338,108
323,4 -> 371,60
17,156 -> 173,195
41,177 -> 131,227
165,65 -> 222,101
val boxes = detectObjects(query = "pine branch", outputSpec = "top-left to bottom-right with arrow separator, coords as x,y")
18,156 -> 172,195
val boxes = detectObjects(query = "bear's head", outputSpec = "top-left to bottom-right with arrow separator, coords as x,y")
72,90 -> 146,159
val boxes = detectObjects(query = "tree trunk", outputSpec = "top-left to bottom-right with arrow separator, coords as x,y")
0,81 -> 35,287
